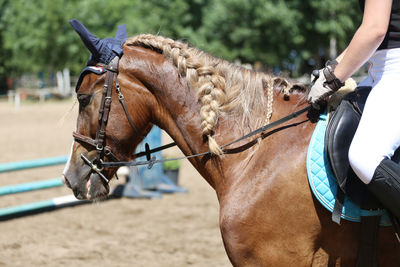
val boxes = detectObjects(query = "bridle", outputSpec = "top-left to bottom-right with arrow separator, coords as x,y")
72,56 -> 143,183
72,55 -> 312,184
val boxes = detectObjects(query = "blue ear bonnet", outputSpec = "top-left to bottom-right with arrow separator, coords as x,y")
86,36 -> 125,66
70,19 -> 127,65
70,19 -> 127,91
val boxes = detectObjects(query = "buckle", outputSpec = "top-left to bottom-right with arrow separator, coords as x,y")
147,156 -> 157,169
323,66 -> 345,91
96,143 -> 104,151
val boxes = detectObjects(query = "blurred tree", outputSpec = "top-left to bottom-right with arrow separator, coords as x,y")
1,0 -> 80,75
198,0 -> 361,73
300,0 -> 361,69
199,0 -> 303,66
0,0 -> 12,93
0,0 -> 207,76
0,0 -> 362,82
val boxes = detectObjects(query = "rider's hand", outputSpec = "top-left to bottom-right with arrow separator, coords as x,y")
308,62 -> 344,109
308,69 -> 333,108
309,60 -> 338,84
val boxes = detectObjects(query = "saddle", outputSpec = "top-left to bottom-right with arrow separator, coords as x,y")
325,86 -> 380,213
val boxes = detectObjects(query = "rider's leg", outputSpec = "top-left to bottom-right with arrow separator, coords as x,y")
348,49 -> 400,219
367,158 -> 400,219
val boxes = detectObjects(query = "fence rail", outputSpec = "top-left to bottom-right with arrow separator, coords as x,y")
0,155 -> 69,173
0,155 -> 86,220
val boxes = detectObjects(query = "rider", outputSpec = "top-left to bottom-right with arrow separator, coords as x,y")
308,0 -> 400,221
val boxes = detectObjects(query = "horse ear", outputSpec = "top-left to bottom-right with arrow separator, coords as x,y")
115,24 -> 128,40
69,19 -> 101,56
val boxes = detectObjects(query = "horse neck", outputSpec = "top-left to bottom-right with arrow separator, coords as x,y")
122,46 -> 220,185
122,46 -> 309,192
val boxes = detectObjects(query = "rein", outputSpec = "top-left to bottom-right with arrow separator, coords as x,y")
74,55 -> 312,182
101,104 -> 311,168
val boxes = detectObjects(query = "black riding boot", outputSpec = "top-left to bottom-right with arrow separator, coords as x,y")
367,158 -> 400,220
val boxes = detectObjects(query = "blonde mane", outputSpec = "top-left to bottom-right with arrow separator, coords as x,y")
125,34 -> 291,155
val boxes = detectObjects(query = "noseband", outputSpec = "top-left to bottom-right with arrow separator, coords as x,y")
73,56 -> 142,183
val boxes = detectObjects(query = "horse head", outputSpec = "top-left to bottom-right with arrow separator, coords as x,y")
63,20 -> 155,200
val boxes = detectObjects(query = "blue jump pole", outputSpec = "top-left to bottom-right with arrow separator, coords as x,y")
0,195 -> 88,219
0,178 -> 63,196
0,156 -> 90,220
0,155 -> 68,173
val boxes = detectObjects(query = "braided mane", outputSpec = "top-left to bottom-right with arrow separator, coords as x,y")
125,34 -> 292,155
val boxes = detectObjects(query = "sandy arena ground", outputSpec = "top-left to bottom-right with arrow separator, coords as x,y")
0,98 -> 230,267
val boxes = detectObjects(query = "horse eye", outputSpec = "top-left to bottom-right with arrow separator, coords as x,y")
77,94 -> 93,107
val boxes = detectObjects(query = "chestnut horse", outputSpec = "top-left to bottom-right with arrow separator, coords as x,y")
63,34 -> 400,266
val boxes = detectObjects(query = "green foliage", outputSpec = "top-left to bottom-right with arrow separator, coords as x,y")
199,0 -> 304,65
0,0 -> 362,82
163,159 -> 181,171
303,0 -> 361,66
0,0 -> 11,90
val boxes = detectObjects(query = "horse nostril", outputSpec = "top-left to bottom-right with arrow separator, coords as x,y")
62,175 -> 72,189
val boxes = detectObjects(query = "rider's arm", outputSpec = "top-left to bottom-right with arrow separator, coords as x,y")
334,0 -> 392,81
335,48 -> 347,63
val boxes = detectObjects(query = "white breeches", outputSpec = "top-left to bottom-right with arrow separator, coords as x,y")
348,48 -> 400,184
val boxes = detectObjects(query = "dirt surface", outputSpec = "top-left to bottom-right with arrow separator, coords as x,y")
0,99 -> 230,267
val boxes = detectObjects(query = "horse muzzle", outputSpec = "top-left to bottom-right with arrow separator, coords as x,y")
62,173 -> 89,200
63,155 -> 110,200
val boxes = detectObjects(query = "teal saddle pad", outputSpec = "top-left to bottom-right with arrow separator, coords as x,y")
306,114 -> 391,226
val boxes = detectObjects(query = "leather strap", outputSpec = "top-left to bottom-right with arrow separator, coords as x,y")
95,56 -> 119,164
332,189 -> 345,225
73,132 -> 120,162
325,59 -> 338,69
101,105 -> 312,168
323,65 -> 345,91
356,216 -> 381,267
73,131 -> 98,147
115,77 -> 142,137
